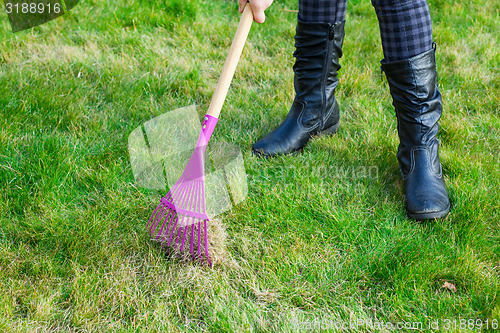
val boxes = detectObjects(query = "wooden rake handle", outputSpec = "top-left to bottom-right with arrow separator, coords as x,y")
206,4 -> 254,118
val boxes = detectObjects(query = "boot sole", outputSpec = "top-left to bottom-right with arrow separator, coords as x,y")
407,202 -> 450,221
252,121 -> 340,158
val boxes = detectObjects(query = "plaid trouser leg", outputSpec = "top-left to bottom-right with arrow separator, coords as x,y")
299,0 -> 348,23
372,0 -> 433,62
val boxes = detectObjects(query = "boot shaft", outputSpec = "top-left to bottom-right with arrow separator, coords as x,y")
382,48 -> 443,176
293,20 -> 345,129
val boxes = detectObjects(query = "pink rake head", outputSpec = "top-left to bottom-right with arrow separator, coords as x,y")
147,114 -> 218,266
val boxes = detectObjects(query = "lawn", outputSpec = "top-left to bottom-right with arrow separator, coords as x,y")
0,0 -> 499,331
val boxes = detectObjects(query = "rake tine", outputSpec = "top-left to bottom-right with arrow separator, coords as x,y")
190,220 -> 196,260
190,181 -> 203,261
199,180 -> 212,266
176,213 -> 192,251
151,180 -> 183,235
160,209 -> 176,242
175,203 -> 189,250
172,182 -> 194,249
180,180 -> 198,252
197,220 -> 202,263
156,209 -> 173,241
148,205 -> 163,233
204,219 -> 212,267
167,214 -> 179,246
170,182 -> 188,212
150,205 -> 168,235
147,203 -> 163,229
194,181 -> 203,263
174,216 -> 185,249
162,182 -> 191,242
179,223 -> 190,252
168,181 -> 193,247
179,215 -> 192,252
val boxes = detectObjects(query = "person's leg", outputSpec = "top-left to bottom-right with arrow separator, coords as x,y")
373,0 -> 450,220
373,0 -> 433,62
252,0 -> 347,157
299,0 -> 347,23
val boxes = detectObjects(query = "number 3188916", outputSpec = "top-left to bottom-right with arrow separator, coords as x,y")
5,2 -> 62,14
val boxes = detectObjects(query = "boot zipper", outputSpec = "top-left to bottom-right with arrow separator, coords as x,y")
321,25 -> 335,131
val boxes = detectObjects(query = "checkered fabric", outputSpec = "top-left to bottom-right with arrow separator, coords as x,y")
299,0 -> 347,24
372,0 -> 433,61
298,0 -> 433,61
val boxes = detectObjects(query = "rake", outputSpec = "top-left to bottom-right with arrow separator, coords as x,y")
147,4 -> 254,266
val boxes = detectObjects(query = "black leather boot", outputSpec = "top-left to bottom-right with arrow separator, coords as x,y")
252,20 -> 345,157
382,48 -> 450,220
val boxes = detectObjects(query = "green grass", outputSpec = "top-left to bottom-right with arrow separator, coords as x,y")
0,0 -> 499,331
